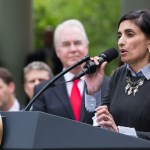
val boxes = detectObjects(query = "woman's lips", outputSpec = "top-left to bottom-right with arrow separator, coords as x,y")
120,49 -> 128,55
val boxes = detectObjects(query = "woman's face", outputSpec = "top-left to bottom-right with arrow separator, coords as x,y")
118,20 -> 150,68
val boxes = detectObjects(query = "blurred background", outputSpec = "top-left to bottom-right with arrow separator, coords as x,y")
0,0 -> 149,105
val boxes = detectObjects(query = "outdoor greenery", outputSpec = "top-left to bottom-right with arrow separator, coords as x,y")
33,0 -> 121,75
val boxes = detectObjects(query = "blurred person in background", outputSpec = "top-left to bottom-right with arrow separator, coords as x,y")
23,61 -> 53,105
0,67 -> 23,111
32,19 -> 110,123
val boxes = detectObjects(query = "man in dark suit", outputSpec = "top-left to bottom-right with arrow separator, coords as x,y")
32,19 -> 110,123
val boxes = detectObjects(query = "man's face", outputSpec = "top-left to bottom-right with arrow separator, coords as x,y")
0,79 -> 12,110
24,70 -> 50,99
56,26 -> 88,69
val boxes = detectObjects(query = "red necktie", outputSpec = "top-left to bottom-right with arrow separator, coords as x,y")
70,79 -> 82,121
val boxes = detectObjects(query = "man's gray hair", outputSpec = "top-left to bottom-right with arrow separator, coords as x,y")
54,19 -> 89,49
24,61 -> 53,82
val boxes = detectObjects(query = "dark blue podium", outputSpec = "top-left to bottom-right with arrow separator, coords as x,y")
0,111 -> 150,149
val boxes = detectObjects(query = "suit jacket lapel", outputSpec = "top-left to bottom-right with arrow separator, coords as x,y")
52,77 -> 75,119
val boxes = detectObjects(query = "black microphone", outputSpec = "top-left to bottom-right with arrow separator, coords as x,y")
72,48 -> 118,81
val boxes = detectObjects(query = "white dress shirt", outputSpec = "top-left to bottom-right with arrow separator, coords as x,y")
8,98 -> 20,111
64,71 -> 84,97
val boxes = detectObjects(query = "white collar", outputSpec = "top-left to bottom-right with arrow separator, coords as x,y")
8,98 -> 20,111
64,70 -> 84,82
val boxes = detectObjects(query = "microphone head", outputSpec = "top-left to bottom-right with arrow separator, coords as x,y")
100,48 -> 118,62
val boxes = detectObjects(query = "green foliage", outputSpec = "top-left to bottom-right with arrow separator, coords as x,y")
33,0 -> 121,75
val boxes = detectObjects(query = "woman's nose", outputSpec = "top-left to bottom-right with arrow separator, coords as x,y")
118,36 -> 125,47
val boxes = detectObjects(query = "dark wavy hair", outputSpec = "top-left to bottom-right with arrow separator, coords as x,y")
118,9 -> 150,38
0,67 -> 14,85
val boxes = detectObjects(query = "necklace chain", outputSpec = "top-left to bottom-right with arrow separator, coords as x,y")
125,76 -> 145,96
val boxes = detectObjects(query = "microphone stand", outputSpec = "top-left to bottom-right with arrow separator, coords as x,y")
24,56 -> 90,111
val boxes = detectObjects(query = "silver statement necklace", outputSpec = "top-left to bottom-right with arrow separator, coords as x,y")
125,76 -> 145,96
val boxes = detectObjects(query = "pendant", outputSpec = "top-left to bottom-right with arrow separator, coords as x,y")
139,80 -> 144,86
125,83 -> 130,93
125,76 -> 145,96
133,87 -> 138,96
127,87 -> 133,95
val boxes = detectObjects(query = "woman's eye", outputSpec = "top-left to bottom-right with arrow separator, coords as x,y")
127,33 -> 134,37
117,34 -> 121,39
